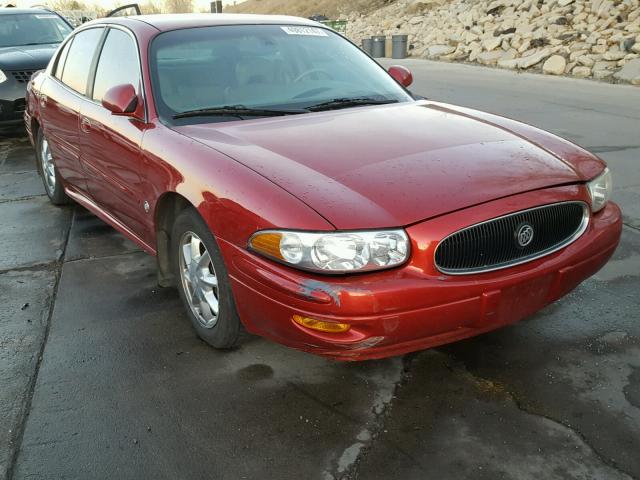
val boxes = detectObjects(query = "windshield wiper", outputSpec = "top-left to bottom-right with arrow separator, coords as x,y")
306,97 -> 398,112
173,105 -> 307,120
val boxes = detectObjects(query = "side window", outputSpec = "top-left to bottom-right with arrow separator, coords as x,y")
61,28 -> 104,94
54,39 -> 72,80
92,29 -> 141,102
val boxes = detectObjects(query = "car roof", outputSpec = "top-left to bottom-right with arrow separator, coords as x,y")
0,7 -> 55,14
89,13 -> 321,32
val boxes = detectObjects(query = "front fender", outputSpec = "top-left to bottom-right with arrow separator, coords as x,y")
141,123 -> 335,249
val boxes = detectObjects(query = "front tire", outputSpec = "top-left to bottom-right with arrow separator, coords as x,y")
36,129 -> 70,205
171,208 -> 243,349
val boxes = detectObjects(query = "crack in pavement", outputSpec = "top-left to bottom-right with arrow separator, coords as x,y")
0,170 -> 36,176
450,359 -> 638,480
64,249 -> 145,264
508,394 -> 637,480
5,208 -> 74,480
334,351 -> 638,480
0,262 -> 59,276
326,354 -> 417,480
0,194 -> 46,205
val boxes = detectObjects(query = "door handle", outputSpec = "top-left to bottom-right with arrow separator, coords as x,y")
80,117 -> 91,133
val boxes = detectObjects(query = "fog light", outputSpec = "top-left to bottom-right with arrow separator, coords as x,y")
292,314 -> 351,333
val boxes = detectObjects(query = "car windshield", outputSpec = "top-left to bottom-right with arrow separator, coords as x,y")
149,24 -> 413,123
0,13 -> 72,48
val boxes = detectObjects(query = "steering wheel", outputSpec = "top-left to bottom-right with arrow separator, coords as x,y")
293,68 -> 334,83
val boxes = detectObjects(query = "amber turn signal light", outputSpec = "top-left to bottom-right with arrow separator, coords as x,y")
250,232 -> 284,260
292,315 -> 351,333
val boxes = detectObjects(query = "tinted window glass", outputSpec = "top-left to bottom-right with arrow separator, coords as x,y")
0,13 -> 71,48
54,39 -> 72,79
150,25 -> 412,124
61,28 -> 104,94
92,29 -> 141,102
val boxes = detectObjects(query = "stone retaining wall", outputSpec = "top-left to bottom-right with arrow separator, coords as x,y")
343,0 -> 640,85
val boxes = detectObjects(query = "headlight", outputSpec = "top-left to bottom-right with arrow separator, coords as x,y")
0,69 -> 7,84
587,167 -> 612,213
249,229 -> 410,273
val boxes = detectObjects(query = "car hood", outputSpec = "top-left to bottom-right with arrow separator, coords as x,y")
0,43 -> 58,71
176,101 -> 586,229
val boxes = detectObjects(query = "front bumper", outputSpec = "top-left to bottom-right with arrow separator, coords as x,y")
0,78 -> 27,128
222,185 -> 622,361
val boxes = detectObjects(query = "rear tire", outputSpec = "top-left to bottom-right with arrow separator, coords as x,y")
36,129 -> 70,205
171,208 -> 243,349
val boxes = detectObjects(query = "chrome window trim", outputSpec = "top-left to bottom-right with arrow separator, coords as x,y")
434,201 -> 591,276
49,27 -> 76,79
46,23 -> 148,123
51,26 -> 105,96
49,74 -> 93,103
90,24 -> 148,122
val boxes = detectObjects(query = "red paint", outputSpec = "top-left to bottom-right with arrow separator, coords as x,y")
176,101 -> 590,229
101,83 -> 139,115
38,75 -> 87,192
25,15 -> 622,360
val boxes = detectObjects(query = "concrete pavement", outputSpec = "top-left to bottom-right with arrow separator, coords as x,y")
1,59 -> 639,480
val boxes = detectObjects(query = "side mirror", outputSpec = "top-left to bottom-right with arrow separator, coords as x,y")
388,65 -> 413,88
102,84 -> 138,115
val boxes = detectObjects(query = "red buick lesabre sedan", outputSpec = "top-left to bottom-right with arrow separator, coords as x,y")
25,14 -> 622,360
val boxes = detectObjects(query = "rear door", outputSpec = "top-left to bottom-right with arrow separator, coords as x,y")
40,27 -> 105,194
78,26 -> 150,242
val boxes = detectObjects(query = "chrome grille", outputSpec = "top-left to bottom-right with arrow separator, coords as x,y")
434,202 -> 589,275
11,71 -> 36,83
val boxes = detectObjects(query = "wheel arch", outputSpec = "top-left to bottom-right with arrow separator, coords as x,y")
154,191 -> 194,287
31,118 -> 41,166
31,117 -> 41,137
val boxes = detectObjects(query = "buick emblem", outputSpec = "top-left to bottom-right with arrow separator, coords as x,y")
515,223 -> 534,248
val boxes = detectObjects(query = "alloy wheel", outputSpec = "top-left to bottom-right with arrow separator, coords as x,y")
40,137 -> 56,195
179,231 -> 220,329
